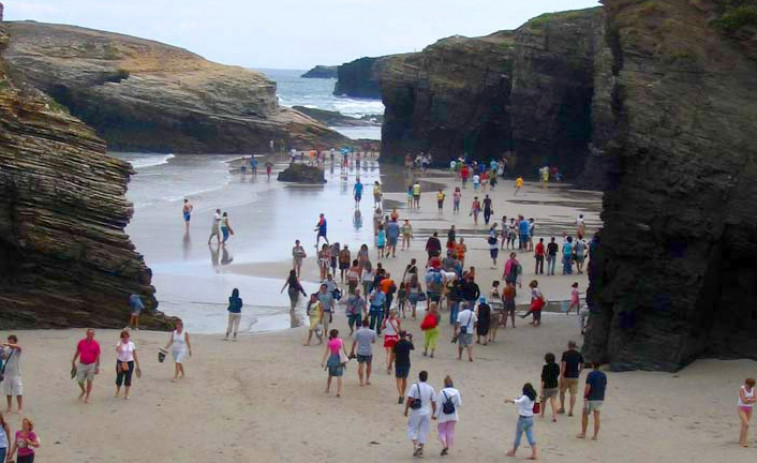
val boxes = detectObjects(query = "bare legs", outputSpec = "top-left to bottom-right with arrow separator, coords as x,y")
578,409 -> 600,440
358,361 -> 372,386
739,408 -> 752,447
5,395 -> 22,413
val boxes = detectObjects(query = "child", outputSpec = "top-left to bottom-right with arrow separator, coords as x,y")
568,282 -> 580,315
472,173 -> 480,191
489,281 -> 503,342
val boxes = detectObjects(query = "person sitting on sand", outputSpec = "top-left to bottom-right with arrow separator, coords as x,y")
505,383 -> 538,460
738,377 -> 755,447
578,362 -> 607,440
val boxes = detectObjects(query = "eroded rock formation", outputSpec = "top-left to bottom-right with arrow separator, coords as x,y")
0,13 -> 171,329
2,21 -> 347,153
301,65 -> 339,79
584,0 -> 757,371
333,57 -> 385,98
277,164 -> 326,184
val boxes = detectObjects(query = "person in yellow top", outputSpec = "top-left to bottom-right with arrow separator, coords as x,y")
304,294 -> 324,346
514,177 -> 524,196
436,189 -> 446,211
412,181 -> 422,209
373,181 -> 382,208
456,238 -> 468,267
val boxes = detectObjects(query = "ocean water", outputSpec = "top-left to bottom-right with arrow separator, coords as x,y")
260,68 -> 382,140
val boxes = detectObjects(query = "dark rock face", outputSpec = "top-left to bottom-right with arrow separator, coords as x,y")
292,105 -> 377,127
584,0 -> 757,371
2,21 -> 347,154
301,65 -> 339,79
333,57 -> 384,99
277,164 -> 326,184
0,14 -> 171,329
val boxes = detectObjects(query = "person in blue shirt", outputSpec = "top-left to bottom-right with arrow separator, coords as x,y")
128,294 -> 144,330
518,216 -> 530,251
369,288 -> 387,335
250,157 -> 258,175
562,236 -> 574,275
225,288 -> 243,341
386,219 -> 401,258
353,179 -> 364,208
315,213 -> 329,247
578,362 -> 607,440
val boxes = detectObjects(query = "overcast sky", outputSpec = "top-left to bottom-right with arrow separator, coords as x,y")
4,0 -> 600,69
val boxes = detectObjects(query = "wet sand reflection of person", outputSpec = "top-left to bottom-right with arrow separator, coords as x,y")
209,243 -> 220,271
354,210 -> 362,230
221,245 -> 233,266
183,229 -> 191,260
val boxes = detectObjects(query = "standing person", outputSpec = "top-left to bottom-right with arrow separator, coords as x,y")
546,237 -> 558,276
304,294 -> 324,346
522,280 -> 545,327
425,265 -> 445,310
220,212 -> 234,245
0,412 -> 9,463
475,297 -> 491,345
354,178 -> 364,207
361,263 -> 375,298
738,378 -> 756,447
454,302 -> 477,362
338,245 -> 351,283
461,164 -> 470,188
578,362 -> 608,440
225,288 -> 243,341
318,244 -> 330,281
350,319 -> 378,386
489,281 -> 503,343
292,239 -> 307,277
404,370 -> 436,458
534,238 -> 545,275
436,189 -> 446,211
401,219 -> 414,251
568,282 -> 581,315
182,198 -> 193,231
514,176 -> 524,196
412,180 -> 422,209
383,310 -> 401,374
207,208 -> 222,245
518,216 -> 530,252
488,224 -> 500,268
1,336 -> 22,413
453,187 -> 462,213
469,197 -> 481,226
574,237 -> 587,274
435,375 -> 462,456
8,418 -> 39,463
128,293 -> 144,330
472,173 -> 480,191
265,161 -> 273,179
281,270 -> 308,311
456,238 -> 467,268
420,302 -> 441,358
329,242 -> 341,278
387,219 -> 401,258
505,383 -> 538,460
503,253 -> 520,288
562,236 -> 574,275
373,181 -> 383,208
425,232 -> 442,261
576,214 -> 586,238
502,281 -> 517,328
346,259 -> 362,296
72,328 -> 101,404
114,330 -> 141,400
368,287 -> 387,335
407,185 -> 414,209
315,213 -> 329,247
321,329 -> 349,397
394,331 -> 415,403
317,284 -> 335,334
559,341 -> 584,416
164,319 -> 192,381
345,289 -> 367,335
251,156 -> 258,175
483,194 -> 494,225
376,224 -> 386,259
540,353 -> 560,422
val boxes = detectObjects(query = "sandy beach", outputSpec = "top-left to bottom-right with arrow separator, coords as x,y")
2,162 -> 756,462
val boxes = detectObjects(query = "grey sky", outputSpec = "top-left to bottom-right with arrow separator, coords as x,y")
4,0 -> 600,69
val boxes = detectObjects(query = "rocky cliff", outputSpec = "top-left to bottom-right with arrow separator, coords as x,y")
301,65 -> 339,79
0,12 -> 171,329
333,57 -> 385,98
2,21 -> 347,153
583,0 -> 757,371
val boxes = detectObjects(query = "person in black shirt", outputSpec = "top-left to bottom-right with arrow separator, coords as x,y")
540,352 -> 561,422
447,279 -> 463,325
460,276 -> 481,306
425,232 -> 442,260
546,237 -> 559,276
483,195 -> 493,225
393,331 -> 415,404
559,341 -> 584,416
579,362 -> 608,440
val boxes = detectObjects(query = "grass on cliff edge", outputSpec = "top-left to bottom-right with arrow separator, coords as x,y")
711,2 -> 757,37
525,7 -> 600,29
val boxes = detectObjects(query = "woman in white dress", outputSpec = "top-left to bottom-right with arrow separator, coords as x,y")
164,319 -> 192,381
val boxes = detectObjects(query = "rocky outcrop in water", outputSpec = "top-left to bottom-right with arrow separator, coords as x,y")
0,12 -> 171,329
583,0 -> 757,371
277,164 -> 326,184
333,57 -> 385,98
301,65 -> 339,79
2,21 -> 347,154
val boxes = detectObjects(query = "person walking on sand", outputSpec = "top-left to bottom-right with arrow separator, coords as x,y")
483,194 -> 494,225
321,329 -> 349,398
1,336 -> 23,413
404,370 -> 436,458
350,319 -> 377,386
8,417 -> 39,463
373,181 -> 383,208
453,187 -> 462,213
354,178 -> 364,208
292,239 -> 307,277
514,176 -> 524,196
387,219 -> 401,258
413,180 -> 422,209
436,189 -> 446,211
436,375 -> 462,456
346,260 -> 362,297
338,245 -> 351,283
164,319 -> 192,382
521,280 -> 545,327
368,287 -> 387,335
207,209 -> 222,245
488,224 -> 499,268
502,281 -> 517,328
394,331 -> 415,403
315,213 -> 329,247
470,197 -> 481,226
0,412 -> 10,462
738,377 -> 755,447
304,294 -> 324,346
182,198 -> 193,231
383,310 -> 401,374
421,302 -> 441,358
282,270 -> 308,311
505,383 -> 538,460
534,238 -> 545,275
317,284 -> 335,334
503,253 -> 520,288
578,362 -> 608,440
559,341 -> 584,416
225,288 -> 243,341
455,302 -> 477,362
540,353 -> 560,422
401,219 -> 414,251
114,330 -> 141,400
265,161 -> 273,179
568,282 -> 581,315
489,281 -> 503,342
127,293 -> 144,331
72,328 -> 101,404
475,297 -> 491,345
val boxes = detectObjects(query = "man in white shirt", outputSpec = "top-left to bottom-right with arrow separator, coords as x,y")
404,370 -> 436,458
455,303 -> 477,362
207,209 -> 222,245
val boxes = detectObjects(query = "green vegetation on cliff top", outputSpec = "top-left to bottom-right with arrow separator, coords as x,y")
524,7 -> 601,29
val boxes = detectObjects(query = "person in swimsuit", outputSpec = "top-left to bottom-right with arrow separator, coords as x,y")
470,197 -> 481,226
354,179 -> 364,208
739,377 -> 756,447
164,319 -> 192,381
182,199 -> 193,231
292,239 -> 307,277
315,213 -> 329,247
220,212 -> 234,245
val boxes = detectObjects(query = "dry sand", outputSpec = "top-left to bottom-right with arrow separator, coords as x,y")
2,175 -> 756,462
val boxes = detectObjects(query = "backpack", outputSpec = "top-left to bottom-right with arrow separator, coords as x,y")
442,391 -> 456,414
410,383 -> 423,410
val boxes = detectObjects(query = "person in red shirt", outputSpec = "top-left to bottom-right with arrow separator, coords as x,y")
460,165 -> 470,188
72,328 -> 101,404
534,238 -> 545,275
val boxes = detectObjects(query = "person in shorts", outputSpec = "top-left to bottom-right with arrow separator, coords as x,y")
502,282 -> 517,328
1,335 -> 23,413
559,340 -> 584,416
578,362 -> 607,440
182,199 -> 193,231
350,319 -> 377,386
72,329 -> 101,404
455,302 -> 477,362
540,352 -> 560,422
128,293 -> 144,330
393,331 -> 414,404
